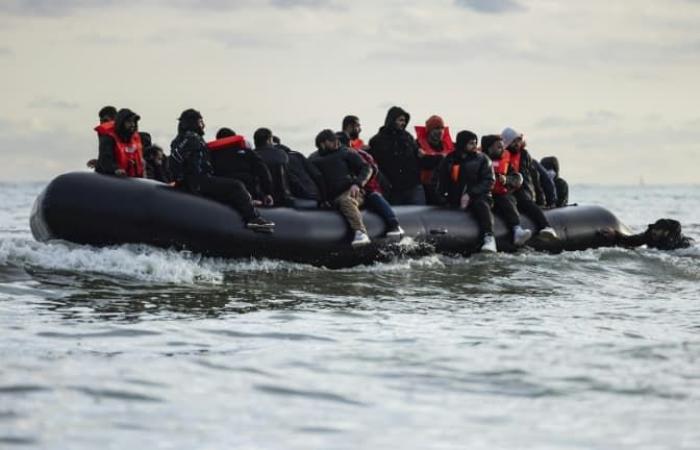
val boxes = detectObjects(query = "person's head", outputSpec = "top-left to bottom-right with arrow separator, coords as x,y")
315,129 -> 339,151
216,127 -> 236,139
139,132 -> 152,149
144,145 -> 165,165
272,135 -> 281,145
114,108 -> 140,140
645,219 -> 687,250
455,130 -> 478,154
425,115 -> 445,145
481,134 -> 504,160
384,106 -> 410,131
178,108 -> 204,135
98,105 -> 117,123
253,128 -> 273,148
335,131 -> 350,147
540,156 -> 560,177
342,115 -> 361,140
501,127 -> 523,152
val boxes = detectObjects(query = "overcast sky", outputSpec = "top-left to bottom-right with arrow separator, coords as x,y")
1,0 -> 699,183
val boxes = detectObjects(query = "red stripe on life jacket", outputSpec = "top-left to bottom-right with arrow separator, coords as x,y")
207,135 -> 247,151
492,151 -> 510,195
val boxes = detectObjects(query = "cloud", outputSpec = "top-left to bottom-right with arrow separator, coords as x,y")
201,30 -> 291,50
454,0 -> 525,14
28,97 -> 80,110
0,0 -> 105,17
536,111 -> 622,129
0,47 -> 12,57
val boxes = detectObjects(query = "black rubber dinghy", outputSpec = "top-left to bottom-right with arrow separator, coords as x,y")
31,172 -> 631,268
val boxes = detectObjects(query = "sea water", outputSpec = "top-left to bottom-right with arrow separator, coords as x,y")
0,181 -> 698,449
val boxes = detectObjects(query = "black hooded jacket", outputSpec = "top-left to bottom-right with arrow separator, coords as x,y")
368,106 -> 422,192
96,108 -> 140,175
434,150 -> 495,207
256,144 -> 294,204
210,146 -> 273,199
283,146 -> 322,200
309,146 -> 371,200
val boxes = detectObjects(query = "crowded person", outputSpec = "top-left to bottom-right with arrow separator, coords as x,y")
144,145 -> 171,183
309,130 -> 372,246
481,134 -> 533,247
434,130 -> 496,253
253,128 -> 295,207
342,115 -> 368,151
169,109 -> 274,231
415,115 -> 454,204
337,128 -> 403,237
94,108 -> 145,178
541,156 -> 569,207
208,127 -> 274,207
88,105 -> 118,169
368,106 -> 425,205
501,127 -> 558,240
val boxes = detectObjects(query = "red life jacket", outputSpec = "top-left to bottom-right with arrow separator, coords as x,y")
349,138 -> 365,150
207,135 -> 248,152
415,126 -> 454,184
95,123 -> 144,177
491,151 -> 510,195
509,149 -> 522,173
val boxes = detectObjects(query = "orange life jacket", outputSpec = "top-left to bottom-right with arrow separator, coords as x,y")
95,123 -> 144,177
415,126 -> 454,184
509,150 -> 522,173
349,138 -> 365,150
491,151 -> 510,195
207,135 -> 248,152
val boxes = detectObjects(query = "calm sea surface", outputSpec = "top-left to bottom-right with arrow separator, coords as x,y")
1,180 -> 698,449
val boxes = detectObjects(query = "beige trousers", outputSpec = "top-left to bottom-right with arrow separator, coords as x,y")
334,189 -> 366,233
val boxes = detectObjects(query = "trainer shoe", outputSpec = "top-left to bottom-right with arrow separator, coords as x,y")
539,226 -> 559,240
351,230 -> 371,247
385,225 -> 404,238
481,233 -> 497,253
512,225 -> 533,246
246,216 -> 275,232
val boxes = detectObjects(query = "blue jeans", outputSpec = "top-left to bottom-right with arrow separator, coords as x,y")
387,185 -> 426,206
364,192 -> 399,227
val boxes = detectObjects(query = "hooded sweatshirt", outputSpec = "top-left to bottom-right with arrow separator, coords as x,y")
368,106 -> 422,192
96,108 -> 142,176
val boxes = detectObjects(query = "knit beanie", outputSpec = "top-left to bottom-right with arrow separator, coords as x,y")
425,115 -> 445,134
455,130 -> 478,152
501,127 -> 522,149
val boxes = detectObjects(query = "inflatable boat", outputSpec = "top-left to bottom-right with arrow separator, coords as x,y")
30,172 -> 631,268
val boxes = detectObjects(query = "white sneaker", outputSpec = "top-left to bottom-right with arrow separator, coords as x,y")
512,225 -> 533,246
539,227 -> 559,240
481,234 -> 497,253
385,225 -> 404,238
351,230 -> 371,247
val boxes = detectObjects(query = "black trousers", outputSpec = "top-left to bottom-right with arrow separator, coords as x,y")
188,175 -> 258,221
514,190 -> 550,230
468,197 -> 494,237
493,193 -> 521,228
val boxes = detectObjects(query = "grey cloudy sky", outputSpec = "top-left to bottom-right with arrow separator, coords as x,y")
1,0 -> 699,183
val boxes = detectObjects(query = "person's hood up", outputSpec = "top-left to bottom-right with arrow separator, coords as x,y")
178,108 -> 204,135
540,156 -> 560,176
382,106 -> 411,131
114,108 -> 140,141
501,127 -> 522,149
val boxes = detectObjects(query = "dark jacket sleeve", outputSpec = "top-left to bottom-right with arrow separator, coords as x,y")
470,156 -> 495,197
250,151 -> 273,196
517,151 -> 535,201
307,158 -> 328,202
534,160 -> 557,207
555,178 -> 569,207
433,157 -> 451,200
97,135 -> 119,174
346,150 -> 371,187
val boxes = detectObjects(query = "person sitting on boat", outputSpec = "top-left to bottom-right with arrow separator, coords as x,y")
337,130 -> 404,238
540,156 -> 569,207
208,127 -> 274,207
88,105 -> 118,170
253,128 -> 295,207
434,130 -> 497,253
481,134 -> 533,247
280,144 -> 323,203
144,144 -> 171,183
169,109 -> 274,232
310,129 -> 372,246
415,115 -> 454,205
519,136 -> 558,209
94,108 -> 145,178
600,219 -> 694,250
501,127 -> 558,240
368,106 -> 425,205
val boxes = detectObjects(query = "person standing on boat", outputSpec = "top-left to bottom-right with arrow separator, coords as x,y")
481,134 -> 533,247
208,127 -> 275,207
169,109 -> 274,232
337,127 -> 404,238
501,127 -> 558,240
94,108 -> 145,178
434,130 -> 497,253
415,115 -> 454,205
368,106 -> 426,205
310,129 -> 373,246
88,106 -> 119,170
342,115 -> 369,151
253,128 -> 295,207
